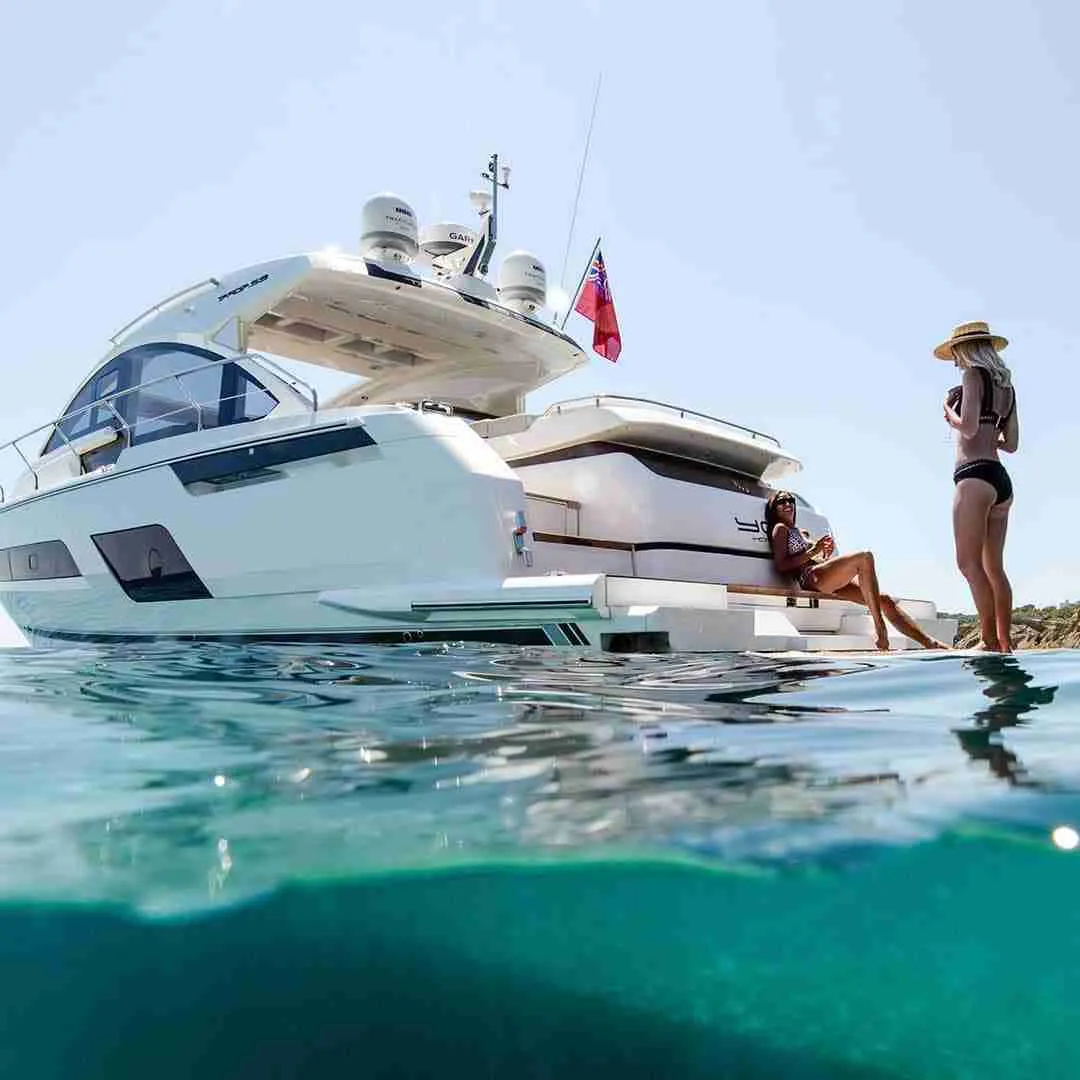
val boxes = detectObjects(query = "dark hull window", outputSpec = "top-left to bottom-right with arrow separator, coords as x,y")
0,541 -> 80,581
171,424 -> 377,486
91,525 -> 211,602
513,441 -> 813,509
512,442 -> 783,498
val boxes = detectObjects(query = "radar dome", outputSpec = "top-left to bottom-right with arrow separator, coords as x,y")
360,194 -> 418,264
418,223 -> 478,276
497,251 -> 547,315
419,223 -> 478,259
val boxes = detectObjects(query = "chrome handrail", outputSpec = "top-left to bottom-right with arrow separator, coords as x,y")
108,278 -> 221,346
544,394 -> 782,448
11,442 -> 36,492
173,368 -> 204,431
250,351 -> 319,413
101,399 -> 129,437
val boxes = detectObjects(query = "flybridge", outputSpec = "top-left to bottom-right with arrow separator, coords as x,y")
99,251 -> 586,419
89,155 -> 589,417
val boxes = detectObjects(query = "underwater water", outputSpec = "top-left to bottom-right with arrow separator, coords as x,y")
0,641 -> 1077,1078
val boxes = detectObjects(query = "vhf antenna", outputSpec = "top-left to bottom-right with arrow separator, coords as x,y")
479,152 -> 511,275
464,153 -> 511,278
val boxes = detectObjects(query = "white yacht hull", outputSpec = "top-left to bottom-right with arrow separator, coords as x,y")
0,409 -> 532,643
0,403 -> 957,653
0,241 -> 956,653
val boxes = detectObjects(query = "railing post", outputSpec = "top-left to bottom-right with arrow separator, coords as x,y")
11,442 -> 38,492
102,399 -> 129,440
248,352 -> 318,413
50,421 -> 80,472
174,374 -> 204,431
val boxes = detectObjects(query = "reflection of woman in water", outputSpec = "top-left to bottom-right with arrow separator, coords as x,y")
953,654 -> 1057,786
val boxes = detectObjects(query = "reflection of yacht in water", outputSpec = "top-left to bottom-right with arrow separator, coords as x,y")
953,654 -> 1059,785
0,156 -> 955,651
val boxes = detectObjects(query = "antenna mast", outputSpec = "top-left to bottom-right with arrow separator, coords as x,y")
462,152 -> 511,278
558,74 -> 603,293
479,153 -> 510,275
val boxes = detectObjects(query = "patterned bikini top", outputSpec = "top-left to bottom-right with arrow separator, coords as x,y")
786,528 -> 811,556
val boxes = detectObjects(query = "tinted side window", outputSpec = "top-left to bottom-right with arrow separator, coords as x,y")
130,363 -> 276,444
221,368 -> 277,424
174,364 -> 276,429
123,350 -> 278,446
44,367 -> 123,454
45,344 -> 279,453
174,365 -> 226,432
128,347 -> 219,445
50,384 -> 96,446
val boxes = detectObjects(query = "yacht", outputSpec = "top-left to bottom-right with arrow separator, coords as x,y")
0,158 -> 955,652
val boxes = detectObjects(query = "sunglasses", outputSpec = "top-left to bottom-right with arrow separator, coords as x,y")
774,496 -> 795,507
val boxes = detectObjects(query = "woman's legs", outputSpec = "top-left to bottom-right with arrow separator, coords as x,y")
954,479 -> 999,649
810,551 -> 889,650
982,501 -> 1014,652
830,584 -> 950,649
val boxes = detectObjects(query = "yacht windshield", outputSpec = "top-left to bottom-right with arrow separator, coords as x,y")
45,344 -> 278,455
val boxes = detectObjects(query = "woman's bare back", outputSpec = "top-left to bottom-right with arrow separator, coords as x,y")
952,367 -> 1016,465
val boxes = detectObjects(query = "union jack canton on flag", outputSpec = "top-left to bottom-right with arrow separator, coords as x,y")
573,248 -> 622,362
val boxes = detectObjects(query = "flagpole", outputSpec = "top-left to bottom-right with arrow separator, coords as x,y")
560,235 -> 601,331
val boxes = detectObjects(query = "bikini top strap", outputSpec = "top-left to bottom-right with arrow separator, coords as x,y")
1001,384 -> 1016,428
976,367 -> 994,418
975,365 -> 1014,427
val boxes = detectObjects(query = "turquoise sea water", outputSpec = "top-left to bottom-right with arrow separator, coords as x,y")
1,642 -> 1079,1077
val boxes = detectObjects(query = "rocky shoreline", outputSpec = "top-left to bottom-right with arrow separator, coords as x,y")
948,603 -> 1080,650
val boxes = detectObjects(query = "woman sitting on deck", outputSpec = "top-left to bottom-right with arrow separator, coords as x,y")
764,491 -> 949,652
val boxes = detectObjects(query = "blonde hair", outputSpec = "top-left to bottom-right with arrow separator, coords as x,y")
954,339 -> 1012,388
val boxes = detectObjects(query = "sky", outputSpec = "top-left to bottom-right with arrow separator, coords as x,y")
0,0 -> 1076,641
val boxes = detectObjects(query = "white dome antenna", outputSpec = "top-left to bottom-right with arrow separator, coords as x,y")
418,223 -> 479,278
360,194 -> 418,265
497,251 -> 547,315
468,189 -> 492,215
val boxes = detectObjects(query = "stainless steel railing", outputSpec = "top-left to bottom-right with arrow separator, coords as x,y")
253,353 -> 318,412
544,395 -> 781,448
0,352 -> 317,504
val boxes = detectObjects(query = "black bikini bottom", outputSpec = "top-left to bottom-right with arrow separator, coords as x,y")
953,459 -> 1013,505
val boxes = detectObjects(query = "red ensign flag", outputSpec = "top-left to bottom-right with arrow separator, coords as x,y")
574,248 -> 621,362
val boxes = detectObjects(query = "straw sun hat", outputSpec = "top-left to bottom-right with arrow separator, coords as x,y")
933,320 -> 1009,361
